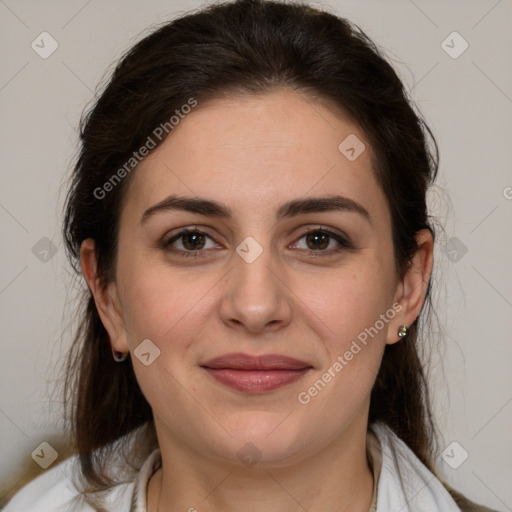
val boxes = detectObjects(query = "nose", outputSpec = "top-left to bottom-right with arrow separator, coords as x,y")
219,245 -> 293,334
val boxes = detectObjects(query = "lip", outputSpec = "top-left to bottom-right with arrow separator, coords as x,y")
200,353 -> 312,393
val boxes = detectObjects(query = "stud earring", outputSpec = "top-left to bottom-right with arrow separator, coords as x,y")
397,324 -> 409,339
113,350 -> 129,362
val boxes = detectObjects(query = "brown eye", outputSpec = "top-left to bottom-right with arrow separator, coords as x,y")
180,232 -> 206,250
305,231 -> 330,250
164,229 -> 218,256
293,228 -> 353,255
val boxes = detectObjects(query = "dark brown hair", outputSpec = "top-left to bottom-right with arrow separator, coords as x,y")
63,0 -> 440,501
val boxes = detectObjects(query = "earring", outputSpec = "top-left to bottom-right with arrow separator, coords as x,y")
397,324 -> 409,339
113,350 -> 128,362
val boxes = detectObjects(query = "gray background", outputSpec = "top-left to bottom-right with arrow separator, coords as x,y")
1,0 -> 511,509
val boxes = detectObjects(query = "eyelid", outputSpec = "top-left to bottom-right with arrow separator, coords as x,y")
163,225 -> 220,251
162,224 -> 353,256
290,226 -> 353,251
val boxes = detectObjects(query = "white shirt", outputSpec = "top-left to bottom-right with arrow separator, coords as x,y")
4,422 -> 462,512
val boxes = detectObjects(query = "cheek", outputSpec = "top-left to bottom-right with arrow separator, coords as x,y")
295,275 -> 391,423
295,260 -> 394,401
117,264 -> 224,403
306,262 -> 394,348
118,272 -> 212,419
118,259 -> 216,346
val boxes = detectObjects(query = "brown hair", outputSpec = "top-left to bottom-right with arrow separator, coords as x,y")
62,0 -> 440,502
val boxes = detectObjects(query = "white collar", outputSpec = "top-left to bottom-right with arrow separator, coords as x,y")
371,422 -> 461,511
129,423 -> 462,512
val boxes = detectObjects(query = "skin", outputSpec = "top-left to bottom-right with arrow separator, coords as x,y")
81,88 -> 433,512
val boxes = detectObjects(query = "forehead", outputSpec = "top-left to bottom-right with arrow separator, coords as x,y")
121,89 -> 389,228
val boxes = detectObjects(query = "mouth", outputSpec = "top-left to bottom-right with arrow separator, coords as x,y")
200,353 -> 313,393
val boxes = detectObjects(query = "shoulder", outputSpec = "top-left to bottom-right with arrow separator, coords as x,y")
370,422 -> 461,511
445,484 -> 501,512
369,422 -> 500,512
3,455 -> 134,512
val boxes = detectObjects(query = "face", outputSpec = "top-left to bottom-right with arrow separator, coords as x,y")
88,89 -> 423,468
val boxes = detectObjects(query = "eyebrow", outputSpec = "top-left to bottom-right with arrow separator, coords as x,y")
141,194 -> 372,225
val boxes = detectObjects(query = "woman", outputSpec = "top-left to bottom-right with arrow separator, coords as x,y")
4,0 -> 499,510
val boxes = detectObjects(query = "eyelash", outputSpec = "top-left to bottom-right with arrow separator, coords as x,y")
162,226 -> 353,259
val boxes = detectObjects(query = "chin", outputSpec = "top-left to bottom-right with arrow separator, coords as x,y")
217,410 -> 308,467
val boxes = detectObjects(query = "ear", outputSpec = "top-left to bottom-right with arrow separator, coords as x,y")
80,238 -> 129,354
386,228 -> 434,345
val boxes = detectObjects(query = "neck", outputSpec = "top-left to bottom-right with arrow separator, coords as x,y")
148,418 -> 374,512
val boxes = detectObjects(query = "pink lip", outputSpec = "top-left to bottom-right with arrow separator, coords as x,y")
201,353 -> 312,393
